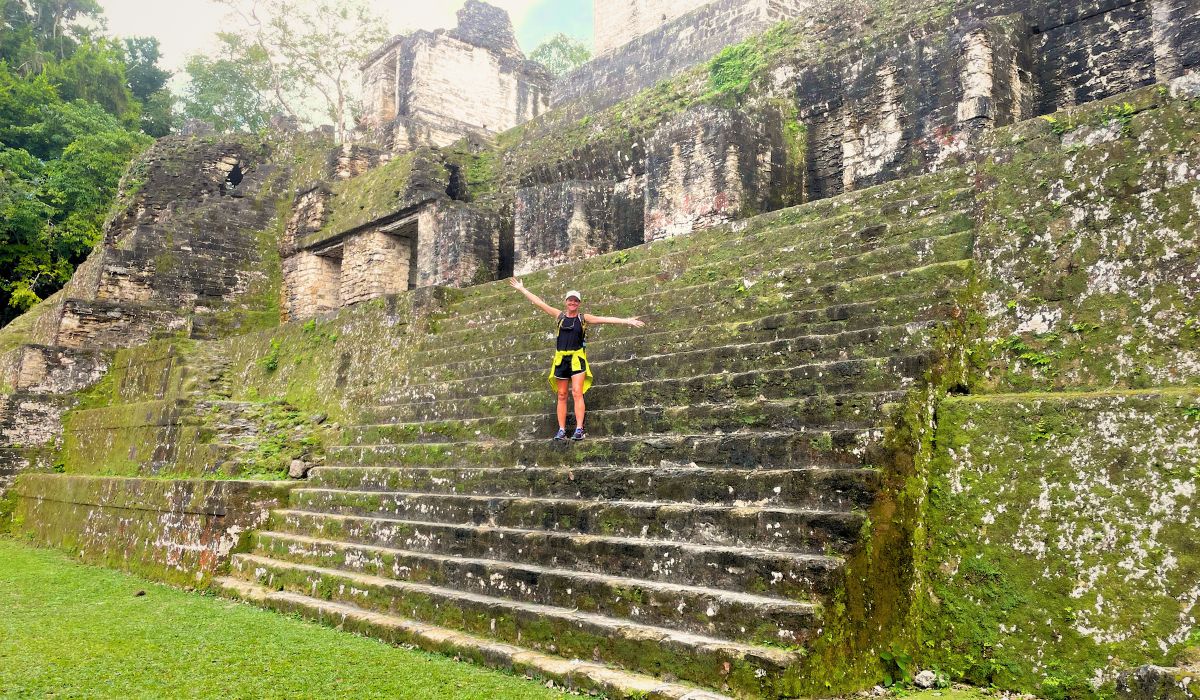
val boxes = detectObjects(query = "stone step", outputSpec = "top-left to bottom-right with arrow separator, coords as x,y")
222,558 -> 797,697
408,290 -> 955,384
391,323 -> 929,405
452,167 -> 974,311
288,489 -> 864,554
413,258 -> 972,370
344,392 -> 904,446
216,577 -> 734,699
424,230 -> 973,353
272,509 -> 842,600
449,204 -> 974,327
369,354 -> 930,425
327,427 -> 884,470
307,464 -> 882,511
245,530 -> 821,645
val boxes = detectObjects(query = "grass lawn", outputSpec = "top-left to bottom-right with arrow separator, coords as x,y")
0,538 -> 570,699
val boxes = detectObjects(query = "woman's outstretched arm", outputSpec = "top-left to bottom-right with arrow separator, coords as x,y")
508,278 -> 561,319
583,313 -> 646,328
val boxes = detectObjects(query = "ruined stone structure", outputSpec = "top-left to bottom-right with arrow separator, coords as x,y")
2,0 -> 1199,698
359,1 -> 552,151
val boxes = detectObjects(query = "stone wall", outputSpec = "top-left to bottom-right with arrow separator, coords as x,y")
974,78 -> 1200,393
593,0 -> 712,55
555,0 -> 810,111
339,229 -> 415,305
925,391 -> 1200,693
513,181 -> 643,274
0,345 -> 108,395
12,474 -> 297,587
415,202 -> 500,288
360,1 -> 551,151
645,103 -> 800,240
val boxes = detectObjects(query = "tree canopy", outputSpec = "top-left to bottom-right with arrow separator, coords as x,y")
529,33 -> 591,77
0,0 -> 169,327
181,0 -> 389,142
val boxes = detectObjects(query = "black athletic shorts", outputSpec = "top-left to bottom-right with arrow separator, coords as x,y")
553,355 -> 587,379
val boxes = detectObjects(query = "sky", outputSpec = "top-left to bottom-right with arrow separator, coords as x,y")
94,0 -> 595,74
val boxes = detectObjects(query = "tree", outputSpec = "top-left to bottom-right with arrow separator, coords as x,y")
123,37 -> 174,137
180,43 -> 274,133
0,0 -> 165,328
209,0 -> 389,142
530,33 -> 590,77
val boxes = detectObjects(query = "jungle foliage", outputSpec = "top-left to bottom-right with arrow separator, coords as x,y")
0,0 -> 172,327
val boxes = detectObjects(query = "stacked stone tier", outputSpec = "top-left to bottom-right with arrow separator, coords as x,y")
219,166 -> 978,697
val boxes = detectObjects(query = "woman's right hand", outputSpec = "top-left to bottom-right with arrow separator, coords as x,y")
507,277 -> 525,292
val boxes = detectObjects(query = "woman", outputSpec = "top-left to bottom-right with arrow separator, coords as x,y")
508,278 -> 646,440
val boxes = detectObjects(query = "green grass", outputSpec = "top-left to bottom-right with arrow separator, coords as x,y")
0,539 -> 570,699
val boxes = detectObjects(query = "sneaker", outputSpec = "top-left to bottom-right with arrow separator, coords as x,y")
552,428 -> 567,441
571,428 -> 585,441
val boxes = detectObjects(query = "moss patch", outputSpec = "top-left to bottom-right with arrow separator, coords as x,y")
923,390 -> 1200,697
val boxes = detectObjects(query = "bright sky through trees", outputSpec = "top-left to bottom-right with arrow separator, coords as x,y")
95,0 -> 594,73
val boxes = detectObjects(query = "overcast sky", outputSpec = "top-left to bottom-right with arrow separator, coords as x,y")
95,0 -> 594,73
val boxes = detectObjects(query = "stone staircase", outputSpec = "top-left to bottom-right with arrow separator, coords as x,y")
217,167 -> 977,698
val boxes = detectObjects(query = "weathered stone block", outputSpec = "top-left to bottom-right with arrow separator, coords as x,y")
360,1 -> 551,151
416,202 -> 500,288
54,299 -> 188,350
340,228 -> 416,306
0,345 -> 109,394
282,251 -> 342,322
645,104 -> 799,241
12,474 -> 297,587
560,0 -> 813,111
513,181 -> 644,275
927,390 -> 1200,692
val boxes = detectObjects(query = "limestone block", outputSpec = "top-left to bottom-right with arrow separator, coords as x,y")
55,299 -> 189,350
328,144 -> 390,182
513,181 -> 644,275
340,229 -> 415,307
645,104 -> 798,241
593,0 -> 712,56
558,0 -> 814,110
12,474 -> 297,587
359,2 -> 550,152
416,202 -> 500,288
0,345 -> 109,394
283,184 -> 332,256
281,251 -> 342,322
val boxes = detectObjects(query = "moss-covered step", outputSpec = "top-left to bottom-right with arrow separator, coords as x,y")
288,488 -> 864,554
272,509 -> 841,599
216,578 -> 739,700
420,231 -> 974,353
408,291 -> 957,384
414,259 -> 973,367
226,554 -> 797,696
445,206 -> 974,329
307,464 -> 883,511
328,426 -> 884,470
246,530 -> 820,645
394,322 -> 933,403
343,392 -> 904,445
369,354 -> 930,425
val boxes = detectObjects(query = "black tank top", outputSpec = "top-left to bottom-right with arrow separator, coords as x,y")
556,314 -> 585,351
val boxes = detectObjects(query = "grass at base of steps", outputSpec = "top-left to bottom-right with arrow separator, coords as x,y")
0,538 -> 569,700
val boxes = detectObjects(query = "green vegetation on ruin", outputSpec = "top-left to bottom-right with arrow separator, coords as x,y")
0,539 -> 570,700
312,148 -> 447,244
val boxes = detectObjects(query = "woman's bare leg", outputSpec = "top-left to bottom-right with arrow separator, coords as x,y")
570,372 -> 586,429
556,379 -> 570,430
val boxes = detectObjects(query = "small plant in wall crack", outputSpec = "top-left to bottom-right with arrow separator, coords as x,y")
260,339 -> 282,373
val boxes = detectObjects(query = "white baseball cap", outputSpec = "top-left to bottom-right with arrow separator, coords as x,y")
564,290 -> 582,302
